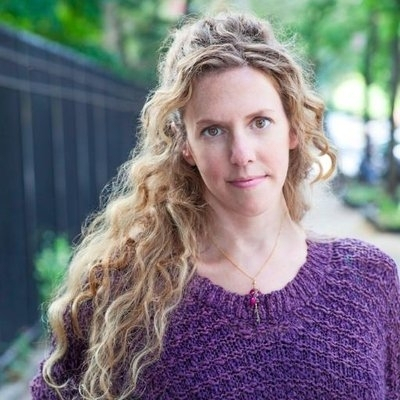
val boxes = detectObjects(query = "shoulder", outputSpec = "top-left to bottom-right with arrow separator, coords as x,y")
308,237 -> 399,323
315,237 -> 399,302
330,237 -> 397,275
309,236 -> 397,272
307,236 -> 398,292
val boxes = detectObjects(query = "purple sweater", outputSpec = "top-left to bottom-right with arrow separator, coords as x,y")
31,238 -> 400,399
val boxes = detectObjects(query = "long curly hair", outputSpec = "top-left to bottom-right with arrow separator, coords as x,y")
43,11 -> 336,399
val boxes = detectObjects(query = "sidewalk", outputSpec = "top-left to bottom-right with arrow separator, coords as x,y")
1,188 -> 399,399
304,185 -> 400,267
0,341 -> 46,400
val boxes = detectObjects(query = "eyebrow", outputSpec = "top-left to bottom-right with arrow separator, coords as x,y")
195,109 -> 276,127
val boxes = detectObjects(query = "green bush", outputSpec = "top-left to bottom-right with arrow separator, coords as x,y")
373,197 -> 400,231
342,181 -> 400,231
34,232 -> 71,305
343,182 -> 385,207
0,234 -> 70,384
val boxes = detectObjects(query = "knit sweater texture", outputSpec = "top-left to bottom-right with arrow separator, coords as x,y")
31,238 -> 400,399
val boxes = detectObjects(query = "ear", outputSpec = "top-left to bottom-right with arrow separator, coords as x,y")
289,129 -> 299,150
182,142 -> 196,166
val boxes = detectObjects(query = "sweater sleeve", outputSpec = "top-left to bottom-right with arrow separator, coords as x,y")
30,302 -> 91,399
384,257 -> 400,399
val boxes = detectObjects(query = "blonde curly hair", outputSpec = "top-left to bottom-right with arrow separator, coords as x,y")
43,11 -> 336,399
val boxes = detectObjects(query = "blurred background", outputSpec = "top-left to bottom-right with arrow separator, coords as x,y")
0,0 -> 399,396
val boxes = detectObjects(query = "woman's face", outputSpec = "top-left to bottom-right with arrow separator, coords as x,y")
182,66 -> 298,218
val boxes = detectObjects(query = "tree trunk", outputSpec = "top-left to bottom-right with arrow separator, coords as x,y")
359,12 -> 378,184
102,0 -> 127,67
386,15 -> 400,197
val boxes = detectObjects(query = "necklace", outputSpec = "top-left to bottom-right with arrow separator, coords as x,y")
211,215 -> 284,324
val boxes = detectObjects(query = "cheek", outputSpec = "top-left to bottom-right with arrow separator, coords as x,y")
263,138 -> 291,171
192,153 -> 225,186
187,143 -> 222,177
196,159 -> 220,181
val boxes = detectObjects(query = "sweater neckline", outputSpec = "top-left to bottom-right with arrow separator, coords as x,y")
186,239 -> 334,325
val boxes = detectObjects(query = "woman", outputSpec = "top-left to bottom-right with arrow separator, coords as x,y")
31,12 -> 400,399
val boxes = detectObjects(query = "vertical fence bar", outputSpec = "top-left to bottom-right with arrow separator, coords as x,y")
50,53 -> 68,234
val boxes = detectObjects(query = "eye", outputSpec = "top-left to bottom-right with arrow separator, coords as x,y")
201,126 -> 223,137
253,117 -> 271,129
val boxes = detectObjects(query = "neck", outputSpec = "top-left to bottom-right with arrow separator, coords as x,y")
201,203 -> 305,283
207,202 -> 290,251
196,206 -> 307,300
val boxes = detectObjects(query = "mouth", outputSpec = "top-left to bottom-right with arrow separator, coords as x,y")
228,175 -> 267,188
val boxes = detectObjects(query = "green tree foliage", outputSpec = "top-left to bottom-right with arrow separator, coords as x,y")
252,0 -> 369,92
0,0 -> 185,84
102,0 -> 177,85
0,0 -> 122,72
0,0 -> 99,49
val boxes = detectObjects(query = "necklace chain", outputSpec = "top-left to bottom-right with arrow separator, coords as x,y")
211,215 -> 284,286
210,214 -> 284,324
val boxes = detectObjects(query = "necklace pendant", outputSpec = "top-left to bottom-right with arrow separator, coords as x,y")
249,287 -> 261,324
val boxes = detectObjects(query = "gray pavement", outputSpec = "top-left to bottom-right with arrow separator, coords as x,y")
304,185 -> 400,267
0,187 -> 399,399
0,341 -> 45,399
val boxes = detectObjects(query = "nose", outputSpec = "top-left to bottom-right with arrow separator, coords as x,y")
229,134 -> 255,166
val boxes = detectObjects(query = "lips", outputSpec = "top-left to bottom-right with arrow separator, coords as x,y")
228,175 -> 267,188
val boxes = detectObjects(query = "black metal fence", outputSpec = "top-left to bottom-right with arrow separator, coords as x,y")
0,24 -> 147,351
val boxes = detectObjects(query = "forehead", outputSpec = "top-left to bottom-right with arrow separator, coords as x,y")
184,66 -> 284,119
193,65 -> 280,90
